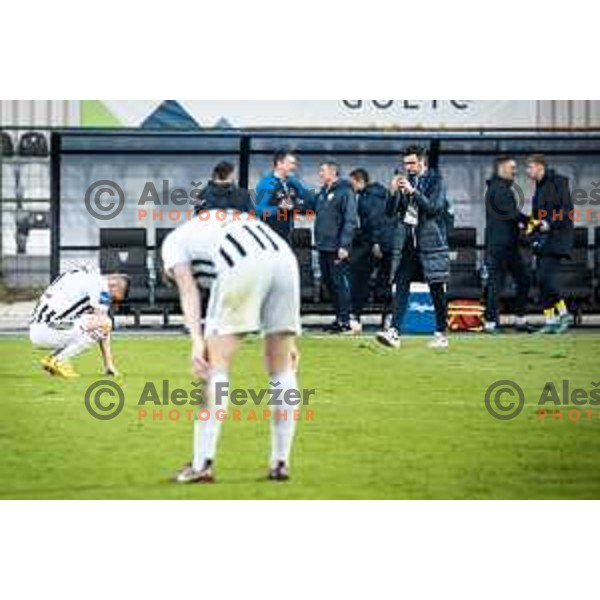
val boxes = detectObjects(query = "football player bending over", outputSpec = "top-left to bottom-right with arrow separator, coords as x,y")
162,210 -> 302,483
30,268 -> 129,379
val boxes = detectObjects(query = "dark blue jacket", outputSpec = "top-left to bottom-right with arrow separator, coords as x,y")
314,179 -> 358,253
386,169 -> 451,284
255,172 -> 314,239
485,175 -> 528,249
193,181 -> 254,215
354,182 -> 394,250
532,169 -> 574,258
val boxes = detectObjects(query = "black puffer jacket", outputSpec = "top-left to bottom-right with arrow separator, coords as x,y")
532,169 -> 574,258
194,181 -> 254,214
386,169 -> 451,284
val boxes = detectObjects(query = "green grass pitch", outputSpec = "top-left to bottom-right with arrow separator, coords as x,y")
1,333 -> 600,499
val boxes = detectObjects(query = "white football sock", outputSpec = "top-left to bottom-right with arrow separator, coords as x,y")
270,370 -> 299,467
193,371 -> 229,471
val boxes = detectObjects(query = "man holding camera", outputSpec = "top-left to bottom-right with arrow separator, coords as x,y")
376,146 -> 451,350
255,149 -> 314,242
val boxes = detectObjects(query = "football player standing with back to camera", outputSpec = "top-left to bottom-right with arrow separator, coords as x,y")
162,209 -> 302,484
30,267 -> 129,379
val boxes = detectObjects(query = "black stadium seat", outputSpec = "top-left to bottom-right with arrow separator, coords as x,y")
571,227 -> 589,264
449,227 -> 477,250
448,227 -> 480,301
154,228 -> 179,307
1,131 -> 15,157
18,131 -> 49,158
595,227 -> 600,306
560,227 -> 592,316
99,228 -> 149,311
291,228 -> 316,302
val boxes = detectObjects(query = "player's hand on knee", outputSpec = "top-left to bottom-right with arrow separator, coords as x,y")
191,339 -> 210,381
290,347 -> 300,372
192,354 -> 210,381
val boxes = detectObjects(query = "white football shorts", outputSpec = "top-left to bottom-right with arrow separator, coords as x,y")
204,243 -> 301,337
30,314 -> 107,349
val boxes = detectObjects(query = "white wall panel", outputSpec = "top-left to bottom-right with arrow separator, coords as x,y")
0,100 -> 79,127
2,100 -> 600,129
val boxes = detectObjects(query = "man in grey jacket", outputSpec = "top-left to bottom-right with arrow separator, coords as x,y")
314,160 -> 358,334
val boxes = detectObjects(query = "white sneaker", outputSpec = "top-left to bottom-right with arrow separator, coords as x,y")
484,321 -> 497,334
428,333 -> 449,350
376,327 -> 401,349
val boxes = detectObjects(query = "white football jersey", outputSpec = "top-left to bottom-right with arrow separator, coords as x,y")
162,210 -> 283,288
31,267 -> 111,325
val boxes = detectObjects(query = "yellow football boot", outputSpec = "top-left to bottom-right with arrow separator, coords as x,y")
40,356 -> 79,379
